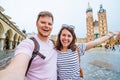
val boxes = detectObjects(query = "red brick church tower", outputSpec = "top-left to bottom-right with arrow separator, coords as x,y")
86,3 -> 108,43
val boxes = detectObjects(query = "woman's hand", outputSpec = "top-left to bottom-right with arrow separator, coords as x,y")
107,31 -> 119,38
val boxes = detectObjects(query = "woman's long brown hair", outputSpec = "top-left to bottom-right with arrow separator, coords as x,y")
55,25 -> 77,51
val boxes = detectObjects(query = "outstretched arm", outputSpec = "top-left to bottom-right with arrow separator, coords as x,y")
85,31 -> 119,50
0,53 -> 30,80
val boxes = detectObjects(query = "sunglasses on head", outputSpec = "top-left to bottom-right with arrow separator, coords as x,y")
62,24 -> 75,30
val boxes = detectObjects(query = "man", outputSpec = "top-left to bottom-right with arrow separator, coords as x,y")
0,11 -> 57,80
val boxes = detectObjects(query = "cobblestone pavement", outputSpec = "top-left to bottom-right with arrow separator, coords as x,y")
0,50 -> 14,60
81,48 -> 120,80
0,50 -> 14,70
0,48 -> 120,80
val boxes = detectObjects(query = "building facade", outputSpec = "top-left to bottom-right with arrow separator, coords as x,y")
86,4 -> 108,42
86,3 -> 120,46
0,6 -> 26,51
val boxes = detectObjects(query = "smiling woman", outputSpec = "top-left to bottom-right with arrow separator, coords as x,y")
55,24 -> 119,80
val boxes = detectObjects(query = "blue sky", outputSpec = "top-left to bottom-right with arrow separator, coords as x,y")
0,0 -> 120,38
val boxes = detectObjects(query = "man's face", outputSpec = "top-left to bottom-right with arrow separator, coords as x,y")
36,16 -> 53,37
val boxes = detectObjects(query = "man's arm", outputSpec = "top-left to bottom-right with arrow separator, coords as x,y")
0,53 -> 30,80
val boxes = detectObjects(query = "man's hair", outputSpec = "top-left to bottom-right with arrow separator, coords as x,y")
37,11 -> 54,22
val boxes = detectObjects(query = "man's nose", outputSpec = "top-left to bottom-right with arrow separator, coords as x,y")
45,23 -> 50,28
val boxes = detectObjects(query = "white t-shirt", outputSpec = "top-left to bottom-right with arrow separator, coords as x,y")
14,35 -> 57,80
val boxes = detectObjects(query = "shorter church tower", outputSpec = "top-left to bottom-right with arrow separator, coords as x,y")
86,3 -> 94,42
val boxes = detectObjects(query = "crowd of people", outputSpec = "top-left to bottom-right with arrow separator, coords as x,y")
0,11 -> 119,80
104,43 -> 120,52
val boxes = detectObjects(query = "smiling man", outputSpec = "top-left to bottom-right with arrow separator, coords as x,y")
0,11 -> 57,80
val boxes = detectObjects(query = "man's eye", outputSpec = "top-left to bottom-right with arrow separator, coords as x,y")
48,23 -> 52,26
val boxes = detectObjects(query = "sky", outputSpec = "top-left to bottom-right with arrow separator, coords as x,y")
0,0 -> 120,38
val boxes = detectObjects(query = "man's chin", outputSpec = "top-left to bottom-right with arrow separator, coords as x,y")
43,34 -> 50,37
40,34 -> 49,37
43,35 -> 49,37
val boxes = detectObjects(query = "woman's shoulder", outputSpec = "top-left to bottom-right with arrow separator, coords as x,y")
76,43 -> 86,47
76,43 -> 86,55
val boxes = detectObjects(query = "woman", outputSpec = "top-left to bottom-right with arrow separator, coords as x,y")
55,24 -> 119,80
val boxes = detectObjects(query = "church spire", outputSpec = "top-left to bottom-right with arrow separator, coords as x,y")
99,4 -> 105,13
86,2 -> 92,13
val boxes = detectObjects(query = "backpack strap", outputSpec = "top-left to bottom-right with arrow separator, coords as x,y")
50,39 -> 55,45
25,37 -> 46,76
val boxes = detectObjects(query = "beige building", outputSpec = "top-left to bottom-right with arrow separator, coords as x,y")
0,6 -> 26,51
77,38 -> 86,43
27,32 -> 36,38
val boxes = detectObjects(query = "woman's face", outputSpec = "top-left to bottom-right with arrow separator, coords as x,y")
60,29 -> 73,48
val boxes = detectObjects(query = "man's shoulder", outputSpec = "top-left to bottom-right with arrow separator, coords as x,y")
18,38 -> 34,47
